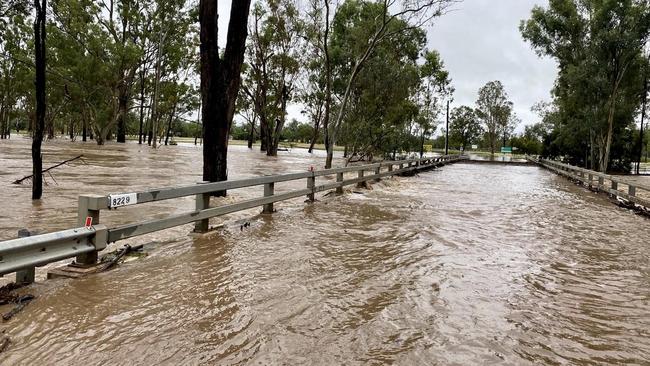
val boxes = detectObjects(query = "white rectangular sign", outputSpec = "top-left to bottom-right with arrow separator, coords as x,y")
108,193 -> 138,208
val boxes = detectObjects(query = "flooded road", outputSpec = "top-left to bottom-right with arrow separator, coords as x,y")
1,138 -> 649,365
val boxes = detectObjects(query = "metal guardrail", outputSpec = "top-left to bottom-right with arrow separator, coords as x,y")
0,155 -> 466,284
530,157 -> 650,210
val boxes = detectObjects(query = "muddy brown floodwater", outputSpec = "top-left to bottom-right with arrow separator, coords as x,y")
0,137 -> 649,365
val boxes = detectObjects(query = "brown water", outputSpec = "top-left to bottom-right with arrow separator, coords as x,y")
0,137 -> 649,365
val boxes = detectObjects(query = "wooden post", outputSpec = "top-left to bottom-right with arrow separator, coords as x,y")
16,229 -> 35,284
374,166 -> 381,182
263,182 -> 274,213
307,174 -> 315,202
629,185 -> 636,197
194,182 -> 210,232
357,169 -> 365,188
611,181 -> 618,191
76,195 -> 103,265
388,164 -> 393,173
598,176 -> 604,191
336,172 -> 344,194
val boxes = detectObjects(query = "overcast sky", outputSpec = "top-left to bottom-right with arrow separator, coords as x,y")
217,0 -> 558,132
426,0 -> 557,131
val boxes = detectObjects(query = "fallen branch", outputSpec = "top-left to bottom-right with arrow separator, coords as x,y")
2,294 -> 35,321
12,155 -> 83,184
0,332 -> 10,353
93,244 -> 143,273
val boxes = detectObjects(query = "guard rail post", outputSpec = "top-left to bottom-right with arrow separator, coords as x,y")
194,181 -> 210,232
374,166 -> 381,182
307,173 -> 315,202
15,229 -> 35,284
629,185 -> 636,198
263,182 -> 275,213
76,194 -> 105,265
336,172 -> 344,194
357,169 -> 365,188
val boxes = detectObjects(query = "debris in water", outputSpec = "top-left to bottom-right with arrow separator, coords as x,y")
0,330 -> 10,353
12,155 -> 84,184
2,294 -> 35,321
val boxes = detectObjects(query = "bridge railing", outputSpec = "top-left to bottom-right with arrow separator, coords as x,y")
0,155 -> 466,284
532,157 -> 650,209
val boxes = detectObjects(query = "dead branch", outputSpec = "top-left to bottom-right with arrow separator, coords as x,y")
12,155 -> 83,184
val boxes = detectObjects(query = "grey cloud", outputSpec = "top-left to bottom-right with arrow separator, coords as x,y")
426,0 -> 557,131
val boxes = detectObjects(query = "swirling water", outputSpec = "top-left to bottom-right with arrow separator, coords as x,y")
0,138 -> 649,365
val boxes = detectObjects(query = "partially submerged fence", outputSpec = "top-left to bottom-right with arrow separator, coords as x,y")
533,158 -> 650,210
0,155 -> 466,284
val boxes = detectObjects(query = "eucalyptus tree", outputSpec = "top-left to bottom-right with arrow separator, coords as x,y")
33,0 -> 46,199
521,0 -> 650,172
323,0 -> 457,168
48,0 -> 146,144
475,80 -> 513,156
300,0 -> 332,153
235,79 -> 258,148
0,5 -> 32,140
148,0 -> 196,147
242,0 -> 302,156
330,13 -> 455,162
415,49 -> 453,156
449,105 -> 482,151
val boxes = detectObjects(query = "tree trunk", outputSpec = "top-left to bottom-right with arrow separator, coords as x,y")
200,0 -> 252,192
268,85 -> 289,157
637,72 -> 647,174
32,0 -> 46,200
164,99 -> 177,145
151,43 -> 162,149
600,97 -> 617,173
0,106 -> 5,139
308,127 -> 318,153
46,117 -> 54,140
322,0 -> 332,168
82,115 -> 87,142
419,130 -> 425,158
116,82 -> 129,143
260,116 -> 268,152
307,98 -> 323,153
138,68 -> 146,144
247,114 -> 256,148
146,101 -> 153,145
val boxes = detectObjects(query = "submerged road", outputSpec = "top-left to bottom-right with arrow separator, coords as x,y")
0,139 -> 649,365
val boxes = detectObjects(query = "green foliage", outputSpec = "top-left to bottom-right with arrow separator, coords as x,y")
521,0 -> 650,172
0,0 -> 198,144
449,106 -> 482,150
510,123 -> 547,155
280,119 -> 314,142
329,0 -> 450,160
242,0 -> 303,155
0,6 -> 32,137
475,81 -> 513,155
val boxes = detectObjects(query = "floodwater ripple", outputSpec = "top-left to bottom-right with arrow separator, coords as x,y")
0,139 -> 649,365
